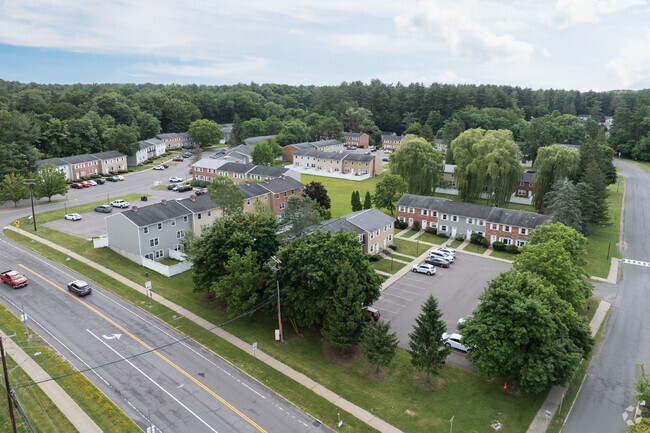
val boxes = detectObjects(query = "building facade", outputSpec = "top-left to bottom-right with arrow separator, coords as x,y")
318,208 -> 394,255
293,150 -> 383,176
344,132 -> 370,148
282,139 -> 344,161
382,135 -> 404,150
191,159 -> 300,183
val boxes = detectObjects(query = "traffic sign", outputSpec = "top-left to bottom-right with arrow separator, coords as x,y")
13,220 -> 19,227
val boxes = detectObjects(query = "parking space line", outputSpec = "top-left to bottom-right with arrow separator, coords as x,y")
392,281 -> 429,290
380,292 -> 413,301
375,306 -> 398,314
377,297 -> 406,307
386,287 -> 420,296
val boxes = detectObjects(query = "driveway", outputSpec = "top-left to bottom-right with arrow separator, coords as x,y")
373,252 -> 511,369
43,206 -> 124,238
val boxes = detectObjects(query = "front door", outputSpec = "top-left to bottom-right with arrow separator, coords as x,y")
451,226 -> 457,237
467,229 -> 473,238
408,218 -> 413,227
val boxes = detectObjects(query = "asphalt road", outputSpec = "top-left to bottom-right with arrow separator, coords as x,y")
374,253 -> 511,369
563,160 -> 650,432
0,236 -> 329,433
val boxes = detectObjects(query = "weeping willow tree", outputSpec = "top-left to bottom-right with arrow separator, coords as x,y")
390,134 -> 444,195
450,129 -> 486,202
532,145 -> 580,213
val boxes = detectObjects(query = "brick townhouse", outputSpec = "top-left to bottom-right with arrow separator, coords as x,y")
382,135 -> 404,150
344,132 -> 370,148
239,176 -> 304,214
396,194 -> 551,248
39,150 -> 127,181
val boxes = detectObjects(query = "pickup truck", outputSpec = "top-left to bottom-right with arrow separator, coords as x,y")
1,270 -> 28,289
110,199 -> 130,208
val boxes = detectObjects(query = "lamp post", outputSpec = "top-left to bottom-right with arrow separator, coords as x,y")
270,256 -> 283,343
23,179 -> 37,232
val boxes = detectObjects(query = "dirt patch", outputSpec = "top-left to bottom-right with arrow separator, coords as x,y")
320,340 -> 362,365
411,372 -> 445,391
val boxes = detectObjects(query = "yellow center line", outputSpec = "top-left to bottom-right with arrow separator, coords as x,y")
20,264 -> 268,433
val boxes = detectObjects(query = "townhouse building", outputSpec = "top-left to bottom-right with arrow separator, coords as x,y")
127,138 -> 166,166
157,133 -> 193,150
283,139 -> 344,161
344,132 -> 370,148
318,208 -> 395,255
396,193 -> 551,247
441,163 -> 536,198
191,159 -> 300,183
38,150 -> 127,180
293,150 -> 383,176
382,135 -> 404,150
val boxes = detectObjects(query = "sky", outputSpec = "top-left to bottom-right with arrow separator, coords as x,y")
1,0 -> 649,91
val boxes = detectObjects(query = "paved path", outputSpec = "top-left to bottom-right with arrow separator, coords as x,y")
1,329 -> 102,433
5,226 -> 402,433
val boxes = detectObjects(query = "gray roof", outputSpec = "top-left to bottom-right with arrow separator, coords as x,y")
227,144 -> 253,156
38,158 -> 69,167
319,208 -> 394,236
437,200 -> 493,220
344,132 -> 366,138
486,207 -> 552,229
177,195 -> 217,213
258,177 -> 303,193
239,182 -> 272,199
553,143 -> 580,149
244,135 -> 276,146
319,218 -> 365,236
382,135 -> 404,141
220,123 -> 233,133
522,170 -> 536,183
289,139 -> 343,150
248,165 -> 289,177
157,132 -> 190,139
59,154 -> 99,164
218,162 -> 255,174
191,157 -> 228,170
139,138 -> 164,150
91,150 -> 126,159
118,200 -> 190,227
294,149 -> 347,160
343,153 -> 375,162
444,163 -> 456,174
381,131 -> 397,136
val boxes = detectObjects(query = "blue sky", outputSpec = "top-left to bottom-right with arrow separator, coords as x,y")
1,0 -> 649,91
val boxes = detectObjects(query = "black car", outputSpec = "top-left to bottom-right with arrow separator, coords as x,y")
167,184 -> 177,190
67,280 -> 92,296
424,256 -> 451,268
94,205 -> 112,213
106,176 -> 118,182
95,178 -> 105,184
177,185 -> 193,192
195,188 -> 208,196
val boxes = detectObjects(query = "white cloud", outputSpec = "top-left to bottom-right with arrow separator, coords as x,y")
328,32 -> 439,52
133,57 -> 269,78
395,1 -> 534,64
606,31 -> 650,88
549,0 -> 645,28
371,70 -> 467,85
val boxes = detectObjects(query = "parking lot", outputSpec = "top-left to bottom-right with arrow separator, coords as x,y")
373,252 -> 511,369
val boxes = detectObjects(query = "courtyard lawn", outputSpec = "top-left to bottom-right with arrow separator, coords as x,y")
371,257 -> 407,274
584,176 -> 624,278
415,231 -> 446,245
490,249 -> 516,261
449,239 -> 463,248
389,252 -> 417,262
405,229 -> 420,238
391,238 -> 428,257
463,242 -> 488,254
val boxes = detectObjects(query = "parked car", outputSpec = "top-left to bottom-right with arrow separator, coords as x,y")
169,176 -> 183,182
115,175 -> 125,181
88,180 -> 97,186
105,176 -> 118,182
64,213 -> 82,221
366,306 -> 381,321
195,188 -> 208,196
70,183 -> 84,189
176,185 -> 193,192
371,148 -> 377,152
412,263 -> 437,275
457,318 -> 468,330
161,163 -> 169,168
153,165 -> 164,170
1,270 -> 28,289
428,250 -> 454,263
382,157 -> 389,162
172,156 -> 184,162
94,205 -> 112,213
81,181 -> 91,188
424,256 -> 450,268
110,199 -> 130,208
442,332 -> 471,352
95,178 -> 105,184
167,184 -> 177,190
436,247 -> 457,257
182,153 -> 192,158
67,280 -> 92,296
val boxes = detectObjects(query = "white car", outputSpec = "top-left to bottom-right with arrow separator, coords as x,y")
115,175 -> 125,181
110,199 -> 130,208
169,176 -> 183,182
153,165 -> 164,170
64,213 -> 82,221
437,247 -> 456,257
429,250 -> 454,262
442,333 -> 470,352
88,180 -> 97,186
412,263 -> 437,275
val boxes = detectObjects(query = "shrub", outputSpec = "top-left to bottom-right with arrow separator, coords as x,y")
507,245 -> 519,254
438,232 -> 448,238
413,221 -> 420,231
395,220 -> 407,229
388,244 -> 398,251
480,237 -> 488,247
190,180 -> 210,187
492,241 -> 505,251
456,235 -> 464,241
427,227 -> 437,235
369,255 -> 381,262
470,232 -> 481,244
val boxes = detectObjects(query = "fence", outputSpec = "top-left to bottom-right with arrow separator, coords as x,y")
92,236 -> 109,248
141,256 -> 193,277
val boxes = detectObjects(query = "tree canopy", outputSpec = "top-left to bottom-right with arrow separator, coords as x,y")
207,176 -> 245,218
390,134 -> 444,196
188,119 -> 223,147
532,145 -> 580,212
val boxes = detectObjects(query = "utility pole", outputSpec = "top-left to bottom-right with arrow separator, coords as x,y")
23,179 -> 37,232
0,336 -> 18,433
271,256 -> 283,343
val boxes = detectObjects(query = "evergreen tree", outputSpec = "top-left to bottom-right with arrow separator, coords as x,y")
545,180 -> 584,234
230,113 -> 243,146
575,182 -> 595,235
408,295 -> 451,383
363,191 -> 372,209
361,320 -> 399,373
581,159 -> 609,225
351,191 -> 362,211
321,264 -> 366,351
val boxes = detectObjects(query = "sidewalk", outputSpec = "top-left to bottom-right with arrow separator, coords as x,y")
528,300 -> 611,431
5,226 -> 403,433
0,329 -> 102,433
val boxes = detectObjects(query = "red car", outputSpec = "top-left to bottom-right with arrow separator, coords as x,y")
81,181 -> 91,187
70,183 -> 84,189
172,156 -> 184,162
161,163 -> 169,168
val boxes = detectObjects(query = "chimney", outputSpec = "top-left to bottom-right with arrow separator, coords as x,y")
245,180 -> 250,185
265,178 -> 269,184
190,194 -> 196,201
281,174 -> 285,180
132,206 -> 138,212
161,199 -> 167,205
267,163 -> 271,166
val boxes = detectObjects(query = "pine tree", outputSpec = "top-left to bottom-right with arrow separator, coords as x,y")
408,295 -> 451,383
230,113 -> 243,146
351,191 -> 362,211
575,182 -> 595,235
363,191 -> 372,209
545,180 -> 584,234
581,159 -> 609,225
361,320 -> 399,373
321,264 -> 366,351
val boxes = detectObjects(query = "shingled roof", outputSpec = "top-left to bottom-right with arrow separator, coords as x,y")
117,200 -> 190,227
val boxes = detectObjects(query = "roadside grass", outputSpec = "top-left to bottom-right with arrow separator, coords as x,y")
371,257 -> 407,274
584,175 -> 624,278
546,308 -> 609,433
489,250 -> 516,261
2,197 -> 74,212
388,252 -> 416,261
3,230 -> 377,433
392,238 -> 427,257
6,228 -> 548,433
0,306 -> 140,433
127,151 -> 182,173
299,172 -> 392,218
151,185 -> 169,191
415,231 -> 445,245
577,297 -> 601,323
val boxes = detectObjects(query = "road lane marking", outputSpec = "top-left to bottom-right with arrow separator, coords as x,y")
622,258 -> 650,268
20,264 -> 268,433
87,329 -> 218,433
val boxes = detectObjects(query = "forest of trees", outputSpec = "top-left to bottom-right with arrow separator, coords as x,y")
1,78 -> 648,180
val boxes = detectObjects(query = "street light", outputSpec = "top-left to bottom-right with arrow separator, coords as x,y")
270,256 -> 283,343
23,179 -> 37,232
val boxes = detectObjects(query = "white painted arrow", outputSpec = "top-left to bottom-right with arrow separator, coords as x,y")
102,334 -> 122,340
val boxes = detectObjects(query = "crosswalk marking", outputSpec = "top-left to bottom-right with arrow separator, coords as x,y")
622,258 -> 650,268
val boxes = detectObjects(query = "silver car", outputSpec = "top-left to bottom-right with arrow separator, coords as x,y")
428,250 -> 454,262
412,263 -> 437,275
442,333 -> 470,352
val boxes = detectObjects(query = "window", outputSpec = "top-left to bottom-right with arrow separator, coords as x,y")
500,237 -> 512,246
490,223 -> 498,230
516,239 -> 528,247
388,234 -> 393,241
421,209 -> 428,216
171,219 -> 176,227
398,206 -> 405,212
478,220 -> 484,226
442,214 -> 448,220
197,213 -> 202,220
370,231 -> 374,239
247,199 -> 251,205
157,222 -> 163,230
280,202 -> 285,210
183,216 -> 188,223
143,226 -> 149,234
177,230 -> 185,239
207,210 -> 211,217
519,227 -> 528,235
149,238 -> 159,247
370,244 -> 374,253
155,249 -> 164,259
504,225 -> 512,233
408,207 -> 415,213
432,211 -> 437,217
520,181 -> 524,186
389,222 -> 393,229
467,218 -> 474,224
452,215 -> 458,222
358,234 -> 364,243
275,193 -> 280,199
440,225 -> 447,232
398,216 -> 405,222
173,243 -> 184,252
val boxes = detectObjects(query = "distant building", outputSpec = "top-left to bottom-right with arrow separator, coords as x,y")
244,135 -> 277,146
191,159 -> 300,183
220,123 -> 233,143
157,133 -> 193,150
293,150 -> 383,176
127,138 -> 166,166
283,139 -> 344,161
344,132 -> 370,148
38,150 -> 127,180
382,135 -> 404,150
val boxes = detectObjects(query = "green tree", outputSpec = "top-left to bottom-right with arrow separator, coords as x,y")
251,138 -> 282,165
188,119 -> 223,147
207,176 -> 244,218
408,295 -> 451,383
545,180 -> 584,233
351,190 -> 362,211
521,116 -> 555,161
311,116 -> 344,141
303,181 -> 331,209
135,112 -> 161,140
532,145 -> 580,212
272,230 -> 383,328
363,191 -> 372,209
103,124 -> 139,156
462,270 -> 592,393
635,364 -> 650,405
230,113 -> 243,146
372,174 -> 405,215
162,99 -> 201,132
581,159 -> 609,225
575,182 -> 595,235
279,195 -> 321,244
0,142 -> 41,178
211,247 -> 268,317
391,135 -> 444,196
321,264 -> 367,351
528,222 -> 589,267
342,106 -> 376,133
0,173 -> 29,207
34,163 -> 68,202
361,320 -> 399,373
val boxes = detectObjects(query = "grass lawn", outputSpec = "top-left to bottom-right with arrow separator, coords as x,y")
433,191 -> 537,213
391,238 -> 427,257
449,239 -> 463,249
300,172 -> 393,218
415,231 -> 446,245
388,252 -> 416,262
371,257 -> 407,274
584,175 -> 624,278
0,305 -> 140,433
404,229 -> 420,238
151,185 -> 169,191
463,243 -> 488,254
127,151 -> 182,173
6,226 -> 549,433
489,249 -> 516,261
